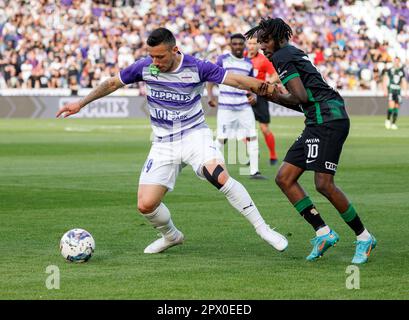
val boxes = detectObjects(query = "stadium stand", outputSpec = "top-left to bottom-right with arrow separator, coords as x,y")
0,0 -> 408,92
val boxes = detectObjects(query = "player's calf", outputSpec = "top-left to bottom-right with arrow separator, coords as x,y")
204,163 -> 288,252
139,201 -> 183,254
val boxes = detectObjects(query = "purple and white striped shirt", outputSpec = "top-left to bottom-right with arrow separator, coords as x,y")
216,53 -> 254,111
119,53 -> 227,142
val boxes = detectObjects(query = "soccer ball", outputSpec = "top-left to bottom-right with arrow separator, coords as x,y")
60,228 -> 95,263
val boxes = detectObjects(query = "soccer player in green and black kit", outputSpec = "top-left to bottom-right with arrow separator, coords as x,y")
246,18 -> 376,264
383,57 -> 407,130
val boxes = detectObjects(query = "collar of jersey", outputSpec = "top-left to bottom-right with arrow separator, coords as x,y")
229,53 -> 245,61
170,52 -> 184,73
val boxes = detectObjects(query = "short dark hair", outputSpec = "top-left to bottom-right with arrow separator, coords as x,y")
245,17 -> 293,43
230,33 -> 246,42
147,28 -> 176,47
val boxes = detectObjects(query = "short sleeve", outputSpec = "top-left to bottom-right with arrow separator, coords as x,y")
272,52 -> 299,85
216,55 -> 224,68
119,58 -> 150,85
197,59 -> 227,84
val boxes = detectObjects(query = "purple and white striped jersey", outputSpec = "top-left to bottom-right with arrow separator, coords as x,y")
216,53 -> 254,111
119,53 -> 227,142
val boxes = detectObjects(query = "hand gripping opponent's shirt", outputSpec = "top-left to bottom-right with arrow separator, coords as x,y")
119,53 -> 227,142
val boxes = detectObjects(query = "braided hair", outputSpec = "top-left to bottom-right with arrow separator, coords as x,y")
245,17 -> 293,43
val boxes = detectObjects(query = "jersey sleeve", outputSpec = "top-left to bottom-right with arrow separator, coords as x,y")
272,51 -> 300,85
197,59 -> 227,84
215,55 -> 224,68
119,58 -> 149,85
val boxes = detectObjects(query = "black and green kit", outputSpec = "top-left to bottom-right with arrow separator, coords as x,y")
272,44 -> 349,125
272,44 -> 350,174
386,67 -> 405,103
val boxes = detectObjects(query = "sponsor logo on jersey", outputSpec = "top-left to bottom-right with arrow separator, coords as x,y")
325,161 -> 337,171
278,70 -> 287,79
305,138 -> 320,144
149,64 -> 160,79
151,89 -> 191,102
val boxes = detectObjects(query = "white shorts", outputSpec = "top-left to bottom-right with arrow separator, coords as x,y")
217,107 -> 257,140
139,128 -> 224,191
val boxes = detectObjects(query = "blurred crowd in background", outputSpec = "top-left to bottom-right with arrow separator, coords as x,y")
0,0 -> 408,93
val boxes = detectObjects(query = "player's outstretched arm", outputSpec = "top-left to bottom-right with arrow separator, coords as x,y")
56,76 -> 125,118
222,72 -> 266,95
223,72 -> 303,113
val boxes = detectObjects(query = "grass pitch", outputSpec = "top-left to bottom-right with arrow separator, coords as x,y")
0,116 -> 408,300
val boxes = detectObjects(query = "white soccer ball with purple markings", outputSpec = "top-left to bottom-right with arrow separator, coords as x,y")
60,228 -> 95,263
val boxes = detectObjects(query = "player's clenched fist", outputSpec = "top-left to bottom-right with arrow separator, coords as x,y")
258,82 -> 277,100
207,98 -> 217,108
56,101 -> 82,118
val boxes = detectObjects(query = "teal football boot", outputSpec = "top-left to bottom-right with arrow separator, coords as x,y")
306,229 -> 339,261
352,234 -> 377,264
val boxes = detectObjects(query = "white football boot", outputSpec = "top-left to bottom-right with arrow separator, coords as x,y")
256,225 -> 288,252
144,230 -> 185,254
391,123 -> 398,130
385,119 -> 391,129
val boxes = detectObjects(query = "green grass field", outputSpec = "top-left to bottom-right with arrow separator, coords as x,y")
1,116 -> 408,300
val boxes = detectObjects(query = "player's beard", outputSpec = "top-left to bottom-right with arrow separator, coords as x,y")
234,50 -> 244,58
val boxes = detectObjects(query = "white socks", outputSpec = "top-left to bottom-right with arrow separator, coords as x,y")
316,226 -> 371,241
247,138 -> 259,175
142,203 -> 178,240
357,228 -> 371,241
316,225 -> 331,237
219,177 -> 266,230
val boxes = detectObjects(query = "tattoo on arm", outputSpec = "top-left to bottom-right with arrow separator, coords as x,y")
79,78 -> 120,108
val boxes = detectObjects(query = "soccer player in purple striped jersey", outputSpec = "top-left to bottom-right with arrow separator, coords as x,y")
57,28 -> 288,254
208,33 -> 266,180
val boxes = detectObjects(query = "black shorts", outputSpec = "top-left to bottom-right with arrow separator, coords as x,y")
389,92 -> 402,104
284,119 -> 350,175
251,95 -> 270,124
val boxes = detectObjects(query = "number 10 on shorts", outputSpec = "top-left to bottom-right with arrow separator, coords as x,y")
307,143 -> 318,159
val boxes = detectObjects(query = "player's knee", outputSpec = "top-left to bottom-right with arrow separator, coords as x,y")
203,164 -> 227,189
315,179 -> 334,196
137,199 -> 160,214
275,172 -> 289,190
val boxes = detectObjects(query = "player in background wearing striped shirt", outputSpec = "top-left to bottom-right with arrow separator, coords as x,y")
208,33 -> 267,179
57,28 -> 288,254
